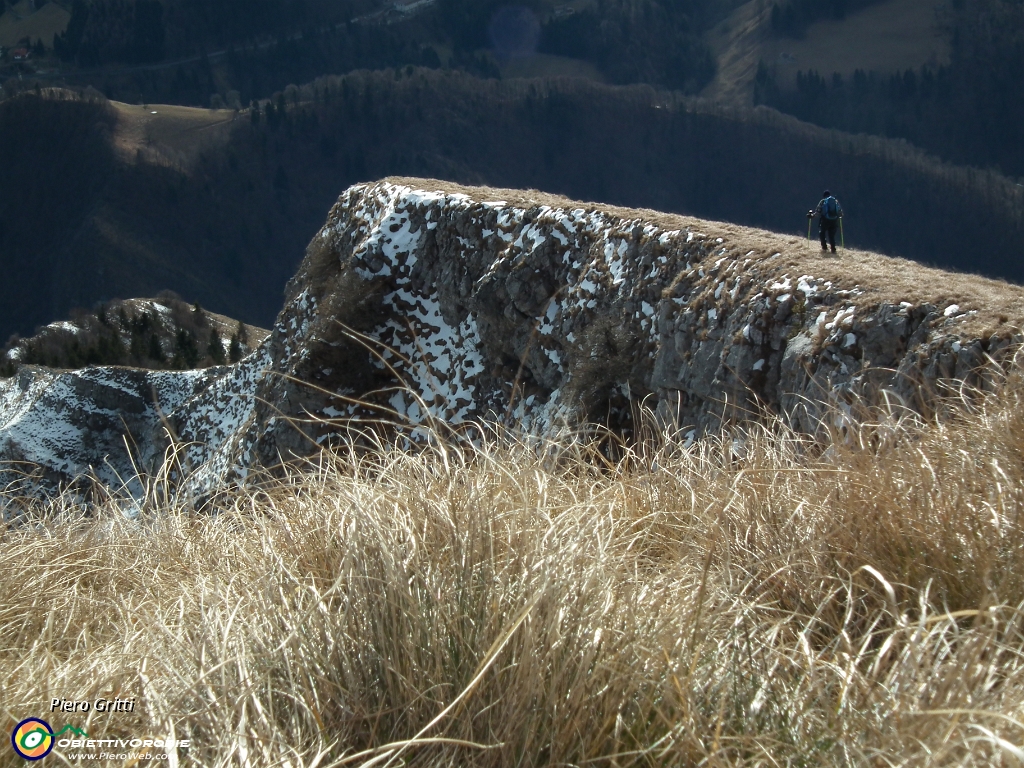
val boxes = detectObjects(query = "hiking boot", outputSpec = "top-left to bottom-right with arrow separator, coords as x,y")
831,245 -> 837,253
821,245 -> 828,252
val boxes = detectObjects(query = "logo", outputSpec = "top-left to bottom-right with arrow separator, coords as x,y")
11,718 -> 54,761
11,721 -> 90,761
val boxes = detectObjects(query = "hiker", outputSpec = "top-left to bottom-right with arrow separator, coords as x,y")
807,190 -> 843,253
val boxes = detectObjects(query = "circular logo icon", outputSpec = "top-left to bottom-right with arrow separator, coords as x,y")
12,718 -> 54,760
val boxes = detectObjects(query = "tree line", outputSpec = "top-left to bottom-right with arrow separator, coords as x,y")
758,0 -> 1024,178
234,68 -> 1024,275
1,296 -> 254,376
3,69 -> 1024,346
45,0 -> 738,105
52,0 -> 367,64
34,0 -> 1024,187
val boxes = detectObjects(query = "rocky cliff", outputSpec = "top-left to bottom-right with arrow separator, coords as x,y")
2,178 -> 1021,498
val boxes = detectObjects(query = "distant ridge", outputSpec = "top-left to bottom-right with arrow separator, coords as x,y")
2,72 -> 1023,346
2,294 -> 268,376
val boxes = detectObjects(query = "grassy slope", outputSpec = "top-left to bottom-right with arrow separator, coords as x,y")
2,373 -> 1023,765
110,102 -> 237,162
704,0 -> 949,104
0,0 -> 69,50
498,51 -> 604,82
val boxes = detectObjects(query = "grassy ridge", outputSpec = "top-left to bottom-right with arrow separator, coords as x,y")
3,369 -> 1023,765
5,73 -> 1024,343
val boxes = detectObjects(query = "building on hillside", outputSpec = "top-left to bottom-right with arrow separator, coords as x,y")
11,48 -> 29,61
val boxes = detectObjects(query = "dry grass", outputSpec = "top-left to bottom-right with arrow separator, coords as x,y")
498,53 -> 605,83
110,102 -> 237,166
3,372 -> 1024,766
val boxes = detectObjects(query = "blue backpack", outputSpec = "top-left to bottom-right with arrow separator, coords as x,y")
822,196 -> 839,220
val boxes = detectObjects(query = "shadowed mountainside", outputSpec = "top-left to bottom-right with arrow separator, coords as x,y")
2,72 -> 1023,344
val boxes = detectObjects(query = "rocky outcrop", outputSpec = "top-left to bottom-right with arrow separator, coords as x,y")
1,178 -> 1019,495
0,364 -> 219,493
2,296 -> 268,374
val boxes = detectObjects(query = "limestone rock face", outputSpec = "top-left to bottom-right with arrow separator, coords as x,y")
0,365 -> 218,493
0,179 -> 1017,494
250,180 -> 1010,451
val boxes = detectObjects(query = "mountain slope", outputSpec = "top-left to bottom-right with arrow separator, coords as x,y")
0,92 -> 312,340
704,0 -> 949,104
1,179 -> 1020,496
4,71 -> 1024,346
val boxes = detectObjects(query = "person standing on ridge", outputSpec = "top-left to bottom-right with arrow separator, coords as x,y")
807,190 -> 843,253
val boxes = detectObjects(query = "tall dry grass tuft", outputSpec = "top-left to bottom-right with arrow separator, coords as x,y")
2,377 -> 1024,766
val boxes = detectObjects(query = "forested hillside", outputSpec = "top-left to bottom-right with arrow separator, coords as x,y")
0,294 -> 266,376
52,0 -> 368,64
2,72 -> 1022,343
18,0 -> 1023,182
756,0 -> 1024,178
36,0 -> 740,104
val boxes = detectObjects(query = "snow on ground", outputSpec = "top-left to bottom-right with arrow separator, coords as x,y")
336,181 -> 916,435
374,291 -> 486,425
365,186 -> 878,431
1,181 -> 991,496
174,343 -> 272,488
0,366 -> 209,491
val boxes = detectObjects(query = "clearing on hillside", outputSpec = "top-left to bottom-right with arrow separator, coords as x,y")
111,101 -> 238,163
705,0 -> 949,104
499,51 -> 604,82
0,0 -> 68,50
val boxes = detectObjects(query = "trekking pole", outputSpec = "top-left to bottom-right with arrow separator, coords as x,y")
807,218 -> 811,242
839,217 -> 845,251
